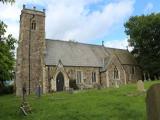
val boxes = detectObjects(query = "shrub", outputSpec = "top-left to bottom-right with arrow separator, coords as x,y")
0,85 -> 14,95
69,79 -> 79,90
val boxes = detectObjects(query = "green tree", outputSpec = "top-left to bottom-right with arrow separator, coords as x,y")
0,0 -> 16,89
124,13 -> 160,79
0,21 -> 16,87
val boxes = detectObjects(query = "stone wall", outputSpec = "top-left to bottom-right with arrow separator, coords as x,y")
43,55 -> 141,92
44,65 -> 100,92
100,72 -> 107,87
99,55 -> 142,88
101,55 -> 126,88
123,65 -> 142,83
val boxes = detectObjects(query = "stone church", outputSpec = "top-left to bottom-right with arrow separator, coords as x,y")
16,6 -> 142,96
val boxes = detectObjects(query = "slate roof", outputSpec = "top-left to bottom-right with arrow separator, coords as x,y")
107,48 -> 137,65
45,39 -> 137,67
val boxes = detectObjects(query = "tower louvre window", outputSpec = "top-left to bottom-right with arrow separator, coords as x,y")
31,20 -> 36,30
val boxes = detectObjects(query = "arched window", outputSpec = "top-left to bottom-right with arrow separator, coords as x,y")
31,20 -> 36,30
76,71 -> 83,84
92,72 -> 96,83
113,66 -> 119,79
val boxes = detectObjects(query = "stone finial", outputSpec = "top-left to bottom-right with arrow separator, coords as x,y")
43,9 -> 46,13
33,6 -> 36,10
23,4 -> 26,9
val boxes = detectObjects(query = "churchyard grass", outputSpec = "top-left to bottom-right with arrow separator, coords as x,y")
0,80 -> 160,120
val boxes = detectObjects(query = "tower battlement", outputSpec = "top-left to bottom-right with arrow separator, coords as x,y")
22,4 -> 45,14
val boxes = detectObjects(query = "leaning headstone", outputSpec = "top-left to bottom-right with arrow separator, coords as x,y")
146,83 -> 160,120
137,80 -> 145,92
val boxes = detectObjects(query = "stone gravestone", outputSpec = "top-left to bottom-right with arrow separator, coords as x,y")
36,84 -> 42,98
146,83 -> 160,120
137,80 -> 145,92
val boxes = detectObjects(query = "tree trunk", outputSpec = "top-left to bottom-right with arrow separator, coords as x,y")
0,81 -> 5,94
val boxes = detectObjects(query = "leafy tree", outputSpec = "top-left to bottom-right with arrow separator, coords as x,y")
124,13 -> 160,79
0,0 -> 16,90
0,21 -> 16,87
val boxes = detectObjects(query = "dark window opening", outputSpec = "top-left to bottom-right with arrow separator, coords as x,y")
92,72 -> 96,83
31,20 -> 36,30
77,71 -> 82,84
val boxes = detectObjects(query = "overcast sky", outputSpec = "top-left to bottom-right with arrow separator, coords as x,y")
0,0 -> 159,49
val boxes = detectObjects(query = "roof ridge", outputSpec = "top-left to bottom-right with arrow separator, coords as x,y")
45,39 -> 127,51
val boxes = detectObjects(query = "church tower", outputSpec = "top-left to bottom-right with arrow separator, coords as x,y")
16,5 -> 45,95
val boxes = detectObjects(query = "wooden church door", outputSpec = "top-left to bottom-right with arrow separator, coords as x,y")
56,72 -> 64,91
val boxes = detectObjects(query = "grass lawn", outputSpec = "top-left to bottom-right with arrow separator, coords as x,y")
0,80 -> 160,120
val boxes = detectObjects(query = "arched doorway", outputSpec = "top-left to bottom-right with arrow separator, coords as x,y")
56,72 -> 64,91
